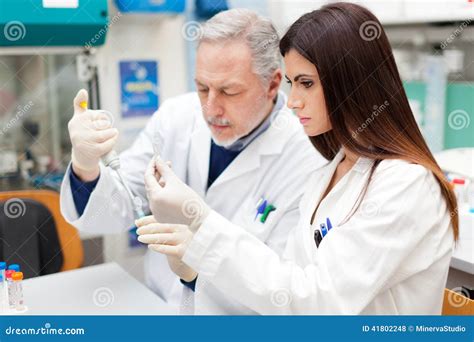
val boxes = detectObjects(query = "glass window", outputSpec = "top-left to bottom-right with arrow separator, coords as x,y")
0,54 -> 86,189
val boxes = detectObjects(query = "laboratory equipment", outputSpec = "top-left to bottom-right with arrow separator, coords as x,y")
152,131 -> 167,187
0,262 -> 5,311
0,146 -> 17,177
7,264 -> 20,272
452,178 -> 467,205
0,0 -> 110,187
0,266 -> 27,314
79,102 -> 145,219
424,53 -> 447,153
11,272 -> 25,312
0,262 -> 5,282
0,0 -> 109,47
436,148 -> 474,211
19,159 -> 34,180
152,131 -> 164,158
469,182 -> 474,214
36,156 -> 51,174
5,270 -> 14,309
0,276 -> 3,312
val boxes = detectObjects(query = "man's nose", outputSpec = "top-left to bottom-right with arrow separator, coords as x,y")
205,91 -> 224,116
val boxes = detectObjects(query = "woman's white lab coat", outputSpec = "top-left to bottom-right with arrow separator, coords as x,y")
182,150 -> 454,314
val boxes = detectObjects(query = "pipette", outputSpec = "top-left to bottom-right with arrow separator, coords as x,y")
152,131 -> 163,157
151,131 -> 169,187
80,102 -> 145,219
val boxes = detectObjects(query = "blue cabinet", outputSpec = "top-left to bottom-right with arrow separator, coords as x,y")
0,0 -> 109,47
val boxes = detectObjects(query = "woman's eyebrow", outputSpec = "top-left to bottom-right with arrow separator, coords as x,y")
294,74 -> 316,81
284,74 -> 316,82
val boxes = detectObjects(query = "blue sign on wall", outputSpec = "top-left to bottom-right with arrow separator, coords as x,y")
119,60 -> 159,118
115,0 -> 185,13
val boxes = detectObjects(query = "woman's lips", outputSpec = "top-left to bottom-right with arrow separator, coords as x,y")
299,117 -> 311,125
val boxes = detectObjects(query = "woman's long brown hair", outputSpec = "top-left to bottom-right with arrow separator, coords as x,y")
280,2 -> 458,240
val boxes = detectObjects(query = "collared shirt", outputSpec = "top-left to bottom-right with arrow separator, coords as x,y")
223,93 -> 285,152
206,94 -> 285,189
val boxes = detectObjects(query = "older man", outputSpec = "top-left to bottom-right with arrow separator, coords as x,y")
60,8 -> 325,314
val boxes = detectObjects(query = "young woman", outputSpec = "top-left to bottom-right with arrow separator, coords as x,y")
137,2 -> 458,314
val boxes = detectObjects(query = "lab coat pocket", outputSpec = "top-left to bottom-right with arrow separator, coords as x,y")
234,197 -> 279,243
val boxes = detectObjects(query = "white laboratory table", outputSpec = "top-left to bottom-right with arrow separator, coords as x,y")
19,263 -> 176,315
450,212 -> 474,275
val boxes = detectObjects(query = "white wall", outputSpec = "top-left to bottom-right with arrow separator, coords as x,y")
98,0 -> 188,152
268,0 -> 474,32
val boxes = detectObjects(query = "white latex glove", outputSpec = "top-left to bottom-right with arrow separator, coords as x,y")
136,215 -> 197,282
144,156 -> 211,232
68,89 -> 119,178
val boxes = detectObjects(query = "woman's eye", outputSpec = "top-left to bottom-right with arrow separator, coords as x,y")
285,80 -> 292,86
301,81 -> 313,88
198,88 -> 209,93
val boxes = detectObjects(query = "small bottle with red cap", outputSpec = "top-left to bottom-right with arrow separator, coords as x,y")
5,269 -> 15,309
451,178 -> 467,206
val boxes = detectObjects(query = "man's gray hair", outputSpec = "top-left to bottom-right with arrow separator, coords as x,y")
199,8 -> 280,84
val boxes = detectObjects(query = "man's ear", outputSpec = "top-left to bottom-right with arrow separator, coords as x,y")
267,69 -> 282,100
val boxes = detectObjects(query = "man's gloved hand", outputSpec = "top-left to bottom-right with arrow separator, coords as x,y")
144,156 -> 211,232
68,89 -> 119,181
136,215 -> 197,282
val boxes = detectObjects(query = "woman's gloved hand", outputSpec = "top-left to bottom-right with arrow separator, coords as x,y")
144,156 -> 211,232
136,215 -> 197,282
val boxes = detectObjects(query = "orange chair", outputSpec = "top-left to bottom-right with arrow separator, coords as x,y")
442,288 -> 474,315
0,190 -> 83,272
